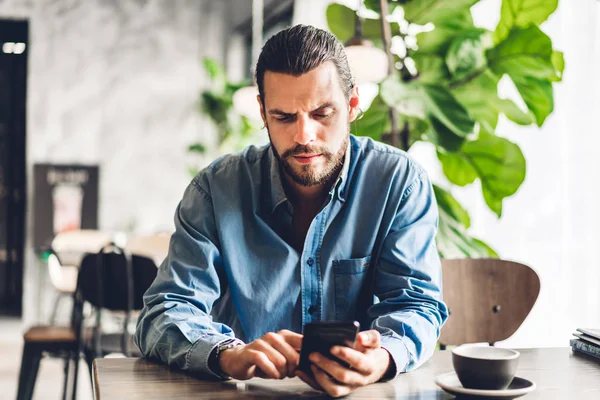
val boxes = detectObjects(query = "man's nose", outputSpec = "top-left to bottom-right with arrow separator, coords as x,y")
293,115 -> 317,146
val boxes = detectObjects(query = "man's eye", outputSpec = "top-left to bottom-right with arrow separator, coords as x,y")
314,113 -> 331,120
275,116 -> 292,122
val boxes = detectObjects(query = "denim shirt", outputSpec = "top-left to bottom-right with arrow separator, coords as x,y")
134,135 -> 448,379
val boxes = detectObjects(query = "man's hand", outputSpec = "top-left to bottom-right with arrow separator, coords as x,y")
295,330 -> 392,398
219,330 -> 302,380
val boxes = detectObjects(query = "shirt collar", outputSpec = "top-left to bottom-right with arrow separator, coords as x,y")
268,140 -> 351,214
332,139 -> 351,202
269,147 -> 289,214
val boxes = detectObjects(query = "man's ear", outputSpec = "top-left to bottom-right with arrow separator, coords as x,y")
257,95 -> 267,126
348,85 -> 360,123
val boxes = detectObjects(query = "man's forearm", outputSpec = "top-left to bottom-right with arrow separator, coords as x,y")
134,301 -> 237,377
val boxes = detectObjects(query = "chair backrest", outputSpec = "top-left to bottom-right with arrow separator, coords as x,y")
77,247 -> 157,311
77,244 -> 158,356
439,258 -> 540,346
124,233 -> 171,266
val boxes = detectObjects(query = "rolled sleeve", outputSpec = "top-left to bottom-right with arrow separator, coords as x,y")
187,335 -> 244,378
380,335 -> 411,380
135,178 -> 239,376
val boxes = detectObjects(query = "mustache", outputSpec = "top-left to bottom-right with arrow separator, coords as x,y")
281,145 -> 332,159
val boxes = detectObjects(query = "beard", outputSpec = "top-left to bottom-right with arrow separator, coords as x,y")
269,129 -> 349,187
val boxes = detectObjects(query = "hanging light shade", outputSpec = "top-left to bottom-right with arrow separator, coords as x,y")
345,37 -> 389,84
232,0 -> 263,121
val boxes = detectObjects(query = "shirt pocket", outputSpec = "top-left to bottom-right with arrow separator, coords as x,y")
333,255 -> 371,320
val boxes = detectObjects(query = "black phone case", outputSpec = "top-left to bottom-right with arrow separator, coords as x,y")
297,321 -> 360,374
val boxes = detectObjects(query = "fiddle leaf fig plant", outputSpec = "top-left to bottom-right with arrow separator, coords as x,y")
326,0 -> 563,258
188,58 -> 260,175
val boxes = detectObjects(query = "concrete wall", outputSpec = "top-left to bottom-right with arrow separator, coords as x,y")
0,0 -> 233,324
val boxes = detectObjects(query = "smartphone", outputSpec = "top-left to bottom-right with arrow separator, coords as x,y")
297,321 -> 360,375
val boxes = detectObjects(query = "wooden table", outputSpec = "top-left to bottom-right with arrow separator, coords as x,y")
93,347 -> 600,399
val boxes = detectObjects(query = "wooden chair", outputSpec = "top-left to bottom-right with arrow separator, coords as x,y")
16,288 -> 84,400
439,258 -> 540,348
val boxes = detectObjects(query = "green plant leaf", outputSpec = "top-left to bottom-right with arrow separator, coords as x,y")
352,95 -> 390,140
445,29 -> 488,80
486,26 -> 556,126
326,3 -> 355,42
402,0 -> 480,25
415,11 -> 474,54
203,58 -> 225,82
450,70 -> 500,132
437,150 -> 477,186
380,75 -> 425,118
403,116 -> 431,146
433,184 -> 471,228
471,238 -> 499,258
496,98 -> 534,125
422,84 -> 475,138
434,184 -> 498,258
380,78 -> 473,151
326,3 -> 396,43
187,143 -> 206,154
363,0 -> 402,13
200,91 -> 230,126
412,53 -> 450,83
436,134 -> 526,217
450,69 -> 534,129
494,0 -> 558,44
427,117 -> 467,152
437,209 -> 497,258
551,50 -> 565,82
487,26 -> 555,80
462,133 -> 526,217
511,75 -> 554,126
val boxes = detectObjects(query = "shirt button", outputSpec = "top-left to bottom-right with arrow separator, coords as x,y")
308,305 -> 317,314
307,258 -> 314,266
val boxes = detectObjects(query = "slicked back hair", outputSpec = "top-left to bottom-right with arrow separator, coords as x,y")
255,24 -> 354,106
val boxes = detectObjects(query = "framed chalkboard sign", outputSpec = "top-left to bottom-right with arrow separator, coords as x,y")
33,164 -> 99,250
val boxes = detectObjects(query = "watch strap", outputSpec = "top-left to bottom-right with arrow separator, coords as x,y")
208,338 -> 244,379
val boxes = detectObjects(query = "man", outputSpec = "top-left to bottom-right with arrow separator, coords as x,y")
135,24 -> 447,398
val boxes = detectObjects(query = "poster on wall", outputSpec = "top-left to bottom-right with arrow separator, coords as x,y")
33,164 -> 99,250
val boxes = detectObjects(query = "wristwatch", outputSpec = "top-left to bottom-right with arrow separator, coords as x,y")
208,338 -> 244,379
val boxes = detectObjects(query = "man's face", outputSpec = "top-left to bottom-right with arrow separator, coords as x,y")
259,61 -> 360,187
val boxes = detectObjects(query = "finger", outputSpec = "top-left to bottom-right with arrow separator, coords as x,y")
294,370 -> 322,391
277,329 -> 303,351
309,352 -> 367,387
253,339 -> 287,378
357,330 -> 381,349
250,350 -> 281,380
263,332 -> 301,377
330,345 -> 374,375
311,365 -> 353,398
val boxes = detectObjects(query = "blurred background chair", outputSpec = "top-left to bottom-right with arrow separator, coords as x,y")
439,258 -> 541,349
47,230 -> 112,323
16,283 -> 84,400
17,242 -> 158,400
77,243 -> 157,376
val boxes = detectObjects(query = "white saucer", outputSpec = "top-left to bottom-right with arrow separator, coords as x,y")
434,372 -> 536,399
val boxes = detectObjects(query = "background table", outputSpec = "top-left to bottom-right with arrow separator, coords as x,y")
93,347 -> 600,399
